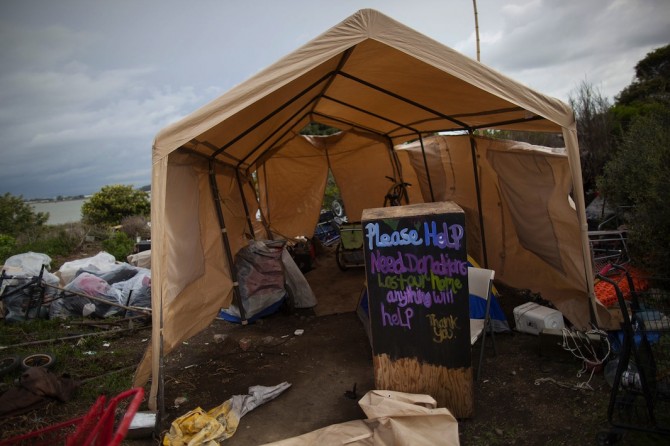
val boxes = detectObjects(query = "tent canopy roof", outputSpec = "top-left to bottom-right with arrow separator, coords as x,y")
153,9 -> 573,172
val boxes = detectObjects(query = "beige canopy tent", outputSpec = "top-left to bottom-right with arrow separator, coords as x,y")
135,9 -> 613,410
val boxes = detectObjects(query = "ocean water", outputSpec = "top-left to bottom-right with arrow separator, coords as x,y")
30,198 -> 87,225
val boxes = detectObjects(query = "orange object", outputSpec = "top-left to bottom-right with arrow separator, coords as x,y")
594,266 -> 649,308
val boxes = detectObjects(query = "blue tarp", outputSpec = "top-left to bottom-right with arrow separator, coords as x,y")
469,293 -> 510,333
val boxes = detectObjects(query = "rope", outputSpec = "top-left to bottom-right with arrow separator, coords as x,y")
534,377 -> 594,391
535,326 -> 611,391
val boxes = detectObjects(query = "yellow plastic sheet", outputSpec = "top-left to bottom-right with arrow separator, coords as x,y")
163,382 -> 290,445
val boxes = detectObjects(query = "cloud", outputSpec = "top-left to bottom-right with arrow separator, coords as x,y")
0,55 -> 209,198
0,22 -> 97,70
1,0 -> 669,198
480,0 -> 670,99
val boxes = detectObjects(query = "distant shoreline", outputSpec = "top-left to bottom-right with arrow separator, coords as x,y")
25,196 -> 90,204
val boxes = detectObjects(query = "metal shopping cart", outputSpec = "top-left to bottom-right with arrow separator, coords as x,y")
596,265 -> 670,440
0,387 -> 145,446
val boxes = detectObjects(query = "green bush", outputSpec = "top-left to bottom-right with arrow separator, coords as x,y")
0,193 -> 49,238
102,231 -> 135,261
19,228 -> 80,258
82,185 -> 150,226
0,234 -> 17,263
598,112 -> 670,275
1,225 -> 85,264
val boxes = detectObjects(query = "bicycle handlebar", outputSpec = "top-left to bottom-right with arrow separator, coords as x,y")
385,176 -> 411,187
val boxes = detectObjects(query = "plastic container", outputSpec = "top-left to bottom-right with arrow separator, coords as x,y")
513,302 -> 564,335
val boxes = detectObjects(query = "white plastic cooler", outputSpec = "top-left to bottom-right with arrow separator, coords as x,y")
513,302 -> 564,335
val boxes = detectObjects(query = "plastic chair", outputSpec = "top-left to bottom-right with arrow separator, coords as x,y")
468,267 -> 496,381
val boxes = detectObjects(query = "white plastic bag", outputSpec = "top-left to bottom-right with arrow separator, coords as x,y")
57,251 -> 117,285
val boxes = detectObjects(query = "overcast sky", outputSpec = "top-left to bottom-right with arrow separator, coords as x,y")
1,0 -> 668,199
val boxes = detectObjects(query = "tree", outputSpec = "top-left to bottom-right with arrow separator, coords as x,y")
598,112 -> 670,275
598,44 -> 670,276
568,81 -> 615,195
81,185 -> 150,226
616,44 -> 670,107
0,193 -> 49,238
611,44 -> 670,135
300,122 -> 340,135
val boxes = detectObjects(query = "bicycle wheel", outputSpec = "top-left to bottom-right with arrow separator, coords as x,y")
331,200 -> 344,218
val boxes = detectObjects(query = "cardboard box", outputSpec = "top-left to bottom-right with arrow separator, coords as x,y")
513,302 -> 564,335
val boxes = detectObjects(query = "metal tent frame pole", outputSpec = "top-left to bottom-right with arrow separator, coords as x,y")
208,159 -> 248,324
468,131 -> 489,268
418,133 -> 436,202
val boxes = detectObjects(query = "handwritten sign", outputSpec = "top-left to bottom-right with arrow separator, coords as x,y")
363,202 -> 470,369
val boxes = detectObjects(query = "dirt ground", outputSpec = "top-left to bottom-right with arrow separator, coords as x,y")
2,245 -> 667,445
148,247 -> 666,446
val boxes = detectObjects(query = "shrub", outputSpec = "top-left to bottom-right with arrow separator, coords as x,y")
0,193 -> 48,239
102,231 -> 135,261
0,234 -> 17,263
82,185 -> 150,226
120,215 -> 150,240
14,225 -> 82,260
598,112 -> 670,276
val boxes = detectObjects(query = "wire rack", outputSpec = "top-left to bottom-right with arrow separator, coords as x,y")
597,265 -> 670,436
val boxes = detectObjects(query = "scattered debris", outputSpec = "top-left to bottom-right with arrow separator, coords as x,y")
239,338 -> 252,351
127,411 -> 156,439
213,334 -> 227,343
174,396 -> 188,408
344,383 -> 358,400
294,329 -> 304,336
164,382 -> 291,444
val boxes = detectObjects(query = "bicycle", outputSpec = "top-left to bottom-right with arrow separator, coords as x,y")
383,176 -> 411,207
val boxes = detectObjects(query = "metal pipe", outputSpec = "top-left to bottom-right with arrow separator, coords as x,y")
418,133 -> 436,202
236,169 -> 255,239
208,159 -> 247,323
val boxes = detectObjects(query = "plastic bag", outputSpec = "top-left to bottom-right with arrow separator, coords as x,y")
111,268 -> 151,315
2,252 -> 60,287
57,252 -> 117,285
221,241 -> 286,320
49,272 -> 124,319
82,262 -> 140,285
163,382 -> 291,445
281,249 -> 316,308
2,252 -> 60,321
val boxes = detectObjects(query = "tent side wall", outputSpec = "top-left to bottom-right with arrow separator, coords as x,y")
136,151 -> 254,407
257,137 -> 330,238
397,135 -> 606,330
